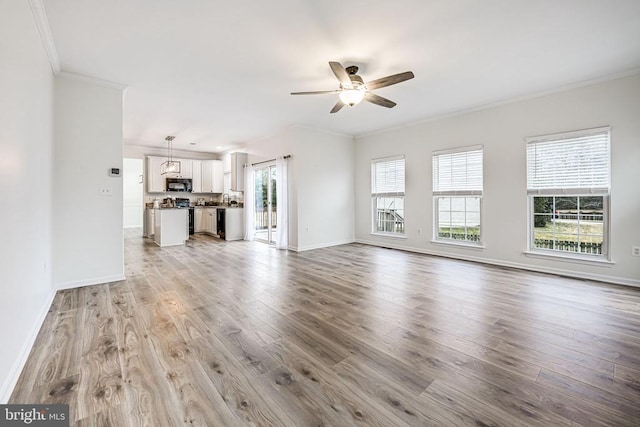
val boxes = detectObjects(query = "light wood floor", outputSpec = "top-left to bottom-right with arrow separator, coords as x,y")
10,230 -> 640,426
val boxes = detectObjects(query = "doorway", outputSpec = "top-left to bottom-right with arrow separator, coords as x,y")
123,158 -> 144,232
254,164 -> 277,243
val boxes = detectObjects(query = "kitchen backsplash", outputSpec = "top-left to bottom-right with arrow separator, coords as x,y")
144,193 -> 243,205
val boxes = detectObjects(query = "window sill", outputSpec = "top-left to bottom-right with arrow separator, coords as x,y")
370,232 -> 407,239
524,250 -> 614,266
431,239 -> 485,250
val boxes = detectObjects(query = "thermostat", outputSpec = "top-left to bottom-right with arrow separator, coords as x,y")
109,168 -> 121,177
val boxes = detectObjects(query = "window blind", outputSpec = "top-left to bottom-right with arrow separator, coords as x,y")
371,156 -> 405,196
432,147 -> 483,196
526,127 -> 609,195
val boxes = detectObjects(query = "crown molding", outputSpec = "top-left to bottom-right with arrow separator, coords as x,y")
56,71 -> 128,92
27,0 -> 127,92
28,0 -> 60,74
355,67 -> 640,140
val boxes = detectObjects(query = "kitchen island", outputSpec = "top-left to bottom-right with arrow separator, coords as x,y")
154,208 -> 188,247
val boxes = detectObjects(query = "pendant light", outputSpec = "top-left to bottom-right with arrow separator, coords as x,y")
161,135 -> 181,175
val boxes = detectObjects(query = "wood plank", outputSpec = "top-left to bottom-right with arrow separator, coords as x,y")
207,309 -> 280,376
190,336 -> 298,427
10,234 -> 640,426
74,285 -> 125,422
333,356 -> 456,426
114,298 -> 184,426
263,339 -> 413,427
536,369 -> 640,425
423,379 -> 557,427
285,310 -> 433,394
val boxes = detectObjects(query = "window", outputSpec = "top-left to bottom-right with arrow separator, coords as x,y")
371,156 -> 405,235
432,146 -> 483,244
526,127 -> 610,258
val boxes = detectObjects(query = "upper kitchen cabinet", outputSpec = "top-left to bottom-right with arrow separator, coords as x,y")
146,156 -> 166,193
230,152 -> 247,192
201,160 -> 223,193
147,156 -> 221,194
147,156 -> 191,192
166,159 -> 192,179
192,160 -> 202,193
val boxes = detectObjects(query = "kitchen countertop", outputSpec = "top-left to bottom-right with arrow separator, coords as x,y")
146,205 -> 243,209
194,205 -> 243,209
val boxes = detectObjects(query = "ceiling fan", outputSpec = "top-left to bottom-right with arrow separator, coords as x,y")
291,61 -> 415,113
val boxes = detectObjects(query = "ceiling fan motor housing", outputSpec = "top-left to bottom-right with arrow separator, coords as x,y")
348,74 -> 364,86
345,66 -> 364,88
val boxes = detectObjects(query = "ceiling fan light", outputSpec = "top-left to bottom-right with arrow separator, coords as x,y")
339,88 -> 365,106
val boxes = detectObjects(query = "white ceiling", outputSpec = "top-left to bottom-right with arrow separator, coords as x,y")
42,0 -> 640,154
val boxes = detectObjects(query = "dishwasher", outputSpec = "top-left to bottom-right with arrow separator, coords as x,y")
216,208 -> 225,240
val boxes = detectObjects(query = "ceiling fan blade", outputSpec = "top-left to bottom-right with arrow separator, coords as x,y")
291,90 -> 338,95
330,99 -> 345,114
365,71 -> 415,91
364,92 -> 397,108
329,61 -> 351,86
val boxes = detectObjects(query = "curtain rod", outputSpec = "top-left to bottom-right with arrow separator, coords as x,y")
249,154 -> 291,167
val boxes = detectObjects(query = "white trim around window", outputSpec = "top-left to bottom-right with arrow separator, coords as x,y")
432,146 -> 483,246
371,156 -> 405,236
525,127 -> 610,261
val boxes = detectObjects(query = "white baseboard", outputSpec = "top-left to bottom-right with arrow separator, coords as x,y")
289,239 -> 355,252
355,238 -> 640,288
0,289 -> 56,403
55,274 -> 126,290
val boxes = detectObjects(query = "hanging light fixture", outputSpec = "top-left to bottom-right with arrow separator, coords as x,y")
161,135 -> 181,175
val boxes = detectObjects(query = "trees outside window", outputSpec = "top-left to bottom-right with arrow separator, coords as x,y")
526,127 -> 610,258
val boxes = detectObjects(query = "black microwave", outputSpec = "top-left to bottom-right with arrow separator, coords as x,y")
166,178 -> 192,192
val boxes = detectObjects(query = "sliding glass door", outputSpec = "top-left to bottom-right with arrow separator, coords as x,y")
254,164 -> 277,243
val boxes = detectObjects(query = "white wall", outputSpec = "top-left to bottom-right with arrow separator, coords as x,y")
293,127 -> 355,251
53,74 -> 125,289
238,126 -> 355,251
355,74 -> 640,286
123,158 -> 143,228
0,1 -> 55,402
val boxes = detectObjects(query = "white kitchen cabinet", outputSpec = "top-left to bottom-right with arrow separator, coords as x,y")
223,208 -> 244,241
230,152 -> 247,192
192,160 -> 202,193
147,156 -> 192,190
194,207 -> 206,232
205,208 -> 217,235
147,156 -> 221,194
143,208 -> 155,237
146,156 -> 166,193
166,159 -> 192,179
201,161 -> 212,192
154,208 -> 188,247
212,161 -> 223,193
201,160 -> 223,193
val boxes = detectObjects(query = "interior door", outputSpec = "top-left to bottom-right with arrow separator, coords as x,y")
254,164 -> 277,243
